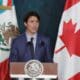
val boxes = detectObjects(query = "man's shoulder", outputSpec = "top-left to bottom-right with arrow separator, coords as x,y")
12,33 -> 25,42
38,34 -> 51,47
38,34 -> 50,41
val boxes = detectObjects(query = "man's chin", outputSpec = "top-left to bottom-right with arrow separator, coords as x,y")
31,31 -> 38,34
32,32 -> 37,34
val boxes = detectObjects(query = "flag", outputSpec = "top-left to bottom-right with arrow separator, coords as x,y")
0,0 -> 19,80
54,0 -> 80,80
0,0 -> 12,7
0,0 -> 12,9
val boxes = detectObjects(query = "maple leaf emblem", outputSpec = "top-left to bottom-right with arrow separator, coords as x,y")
59,19 -> 80,57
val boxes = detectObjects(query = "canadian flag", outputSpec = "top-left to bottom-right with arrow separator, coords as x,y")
54,0 -> 80,80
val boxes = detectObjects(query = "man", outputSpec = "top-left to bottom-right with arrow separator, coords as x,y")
10,11 -> 53,62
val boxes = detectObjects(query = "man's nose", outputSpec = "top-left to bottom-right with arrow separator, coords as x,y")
33,22 -> 37,26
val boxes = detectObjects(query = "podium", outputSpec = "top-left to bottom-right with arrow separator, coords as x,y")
10,62 -> 57,79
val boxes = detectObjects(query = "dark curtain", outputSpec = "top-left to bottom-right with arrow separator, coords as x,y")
14,0 -> 66,51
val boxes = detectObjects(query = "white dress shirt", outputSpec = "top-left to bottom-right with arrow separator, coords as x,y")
26,32 -> 37,52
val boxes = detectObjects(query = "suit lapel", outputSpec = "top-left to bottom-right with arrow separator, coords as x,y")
35,34 -> 41,55
22,32 -> 28,43
22,32 -> 33,57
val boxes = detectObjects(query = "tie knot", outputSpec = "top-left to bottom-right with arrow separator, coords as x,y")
31,37 -> 34,43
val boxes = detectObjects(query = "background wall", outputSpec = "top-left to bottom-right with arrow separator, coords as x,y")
14,0 -> 66,51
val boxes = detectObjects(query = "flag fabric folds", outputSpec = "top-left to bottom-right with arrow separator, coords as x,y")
0,0 -> 12,7
0,0 -> 19,80
54,0 -> 80,80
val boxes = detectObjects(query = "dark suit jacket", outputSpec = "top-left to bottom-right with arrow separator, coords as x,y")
10,33 -> 53,62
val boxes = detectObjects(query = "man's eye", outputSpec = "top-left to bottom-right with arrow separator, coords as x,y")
30,21 -> 34,22
30,20 -> 39,23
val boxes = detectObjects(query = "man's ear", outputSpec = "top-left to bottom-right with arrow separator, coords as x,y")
24,22 -> 27,27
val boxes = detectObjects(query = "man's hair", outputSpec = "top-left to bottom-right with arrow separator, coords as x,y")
24,11 -> 40,23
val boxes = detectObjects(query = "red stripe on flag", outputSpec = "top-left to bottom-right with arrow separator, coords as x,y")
7,0 -> 12,6
0,59 -> 10,80
68,72 -> 80,80
64,0 -> 80,10
54,45 -> 65,54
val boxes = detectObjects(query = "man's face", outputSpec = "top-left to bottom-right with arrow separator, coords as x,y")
24,16 -> 39,34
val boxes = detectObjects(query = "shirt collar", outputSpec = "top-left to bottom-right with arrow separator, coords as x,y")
26,32 -> 37,42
